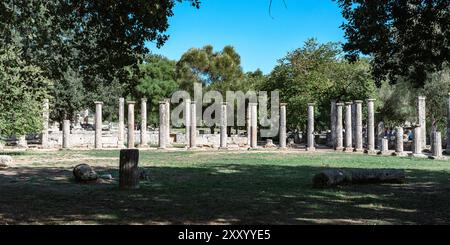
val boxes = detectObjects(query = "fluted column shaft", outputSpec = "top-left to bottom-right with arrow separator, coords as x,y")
127,101 -> 136,149
335,103 -> 344,151
94,101 -> 103,149
307,103 -> 315,151
279,103 -> 287,149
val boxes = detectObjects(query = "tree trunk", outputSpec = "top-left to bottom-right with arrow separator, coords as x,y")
119,149 -> 140,190
313,169 -> 406,188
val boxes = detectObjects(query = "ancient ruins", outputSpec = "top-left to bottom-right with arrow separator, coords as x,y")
5,95 -> 450,160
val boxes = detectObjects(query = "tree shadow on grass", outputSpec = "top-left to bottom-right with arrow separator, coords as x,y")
0,164 -> 449,225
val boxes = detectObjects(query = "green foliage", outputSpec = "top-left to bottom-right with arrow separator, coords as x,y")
421,68 -> 450,133
0,45 -> 51,136
337,0 -> 450,87
130,54 -> 180,126
377,68 -> 450,133
262,39 -> 376,130
177,45 -> 244,94
0,0 -> 200,123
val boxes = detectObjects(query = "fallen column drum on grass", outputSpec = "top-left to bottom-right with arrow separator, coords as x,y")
312,168 -> 406,188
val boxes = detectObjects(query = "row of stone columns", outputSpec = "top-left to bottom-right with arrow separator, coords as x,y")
42,94 -> 447,156
333,99 -> 374,154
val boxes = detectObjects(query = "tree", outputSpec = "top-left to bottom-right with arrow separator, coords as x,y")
336,0 -> 450,87
0,45 -> 51,137
262,38 -> 376,131
129,54 -> 180,126
0,0 -> 201,123
177,45 -> 244,94
378,68 -> 450,135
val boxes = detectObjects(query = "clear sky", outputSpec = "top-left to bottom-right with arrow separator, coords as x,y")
146,0 -> 346,74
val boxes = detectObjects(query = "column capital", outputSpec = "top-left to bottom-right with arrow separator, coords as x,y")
307,103 -> 315,106
249,102 -> 258,106
191,100 -> 197,105
367,99 -> 376,102
336,102 -> 345,106
418,96 -> 426,100
280,103 -> 287,107
354,100 -> 363,104
127,101 -> 136,104
222,102 -> 228,105
94,101 -> 103,105
345,102 -> 353,105
141,98 -> 147,103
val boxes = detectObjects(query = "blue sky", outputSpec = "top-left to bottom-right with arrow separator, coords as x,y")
146,0 -> 346,74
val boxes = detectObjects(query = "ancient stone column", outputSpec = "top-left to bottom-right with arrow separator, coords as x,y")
247,105 -> 251,147
185,99 -> 191,148
220,102 -> 228,149
380,138 -> 389,155
352,102 -> 356,147
42,99 -> 49,149
159,101 -> 167,149
190,101 -> 197,149
140,98 -> 148,148
394,126 -> 407,157
118,98 -> 125,149
344,102 -> 354,153
417,96 -> 426,149
307,103 -> 316,151
431,131 -> 444,160
330,100 -> 337,148
250,103 -> 258,149
412,124 -> 426,158
335,103 -> 344,151
94,101 -> 103,149
279,103 -> 287,149
446,93 -> 450,154
17,135 -> 28,148
367,99 -> 377,155
127,101 -> 136,149
165,99 -> 171,146
377,121 -> 385,150
62,119 -> 70,149
354,100 -> 364,152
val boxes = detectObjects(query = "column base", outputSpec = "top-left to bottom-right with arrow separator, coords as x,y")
344,147 -> 354,153
218,147 -> 229,151
378,151 -> 391,156
306,147 -> 316,152
354,148 -> 364,153
365,150 -> 379,155
278,146 -> 287,150
248,147 -> 260,151
335,147 -> 344,151
158,147 -> 167,150
139,144 -> 149,149
429,155 -> 447,160
392,152 -> 408,157
410,153 -> 427,158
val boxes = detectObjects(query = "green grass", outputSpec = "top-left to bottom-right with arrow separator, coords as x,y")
0,150 -> 449,224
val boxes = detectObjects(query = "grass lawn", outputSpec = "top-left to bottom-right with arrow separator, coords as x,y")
0,150 -> 449,225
